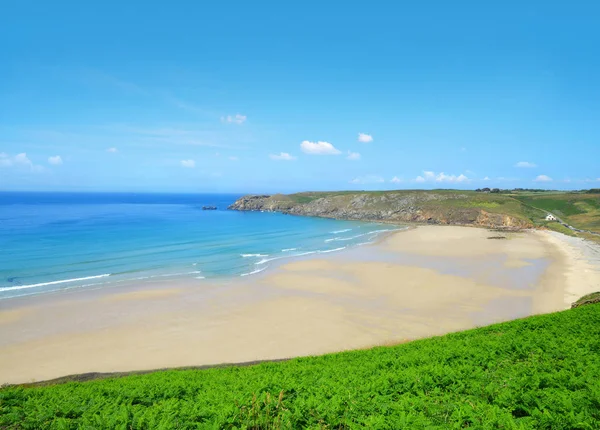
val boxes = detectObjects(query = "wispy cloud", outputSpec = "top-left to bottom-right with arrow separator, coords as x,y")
221,114 -> 247,125
413,170 -> 469,183
534,174 -> 552,182
0,152 -> 44,172
347,150 -> 361,160
84,70 -> 149,96
84,70 -> 223,119
358,133 -> 373,143
390,176 -> 403,183
180,159 -> 196,168
349,175 -> 384,184
107,147 -> 118,153
300,140 -> 341,155
515,161 -> 537,168
229,156 -> 239,161
269,152 -> 296,161
48,155 -> 63,165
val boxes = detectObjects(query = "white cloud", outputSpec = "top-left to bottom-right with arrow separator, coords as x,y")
412,170 -> 469,183
107,147 -> 118,153
269,152 -> 296,161
437,173 -> 469,183
534,174 -> 552,182
349,175 -> 384,184
0,152 -> 43,172
347,151 -> 361,160
229,156 -> 239,161
423,171 -> 435,180
0,152 -> 10,167
48,155 -> 63,165
358,133 -> 373,143
14,153 -> 32,166
221,114 -> 247,125
300,140 -> 341,155
0,153 -> 30,167
515,161 -> 537,168
390,176 -> 403,183
483,176 -> 490,181
180,159 -> 196,168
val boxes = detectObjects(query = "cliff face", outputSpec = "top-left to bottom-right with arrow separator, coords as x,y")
228,192 -> 533,229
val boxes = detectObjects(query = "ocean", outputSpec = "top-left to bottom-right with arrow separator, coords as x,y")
0,192 -> 400,299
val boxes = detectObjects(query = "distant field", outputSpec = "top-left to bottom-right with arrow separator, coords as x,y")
2,304 -> 599,429
284,190 -> 600,237
512,193 -> 600,233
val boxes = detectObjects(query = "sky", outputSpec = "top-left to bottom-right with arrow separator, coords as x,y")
1,1 -> 599,193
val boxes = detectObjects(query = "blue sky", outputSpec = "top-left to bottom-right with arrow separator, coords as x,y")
1,1 -> 599,193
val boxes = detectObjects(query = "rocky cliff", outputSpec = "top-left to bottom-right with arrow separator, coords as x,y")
228,191 -> 534,229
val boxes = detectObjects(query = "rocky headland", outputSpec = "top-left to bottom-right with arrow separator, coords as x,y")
228,191 -> 536,229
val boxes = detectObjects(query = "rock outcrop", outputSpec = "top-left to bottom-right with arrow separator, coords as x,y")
228,192 -> 533,229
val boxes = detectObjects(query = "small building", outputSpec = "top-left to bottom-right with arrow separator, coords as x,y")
545,214 -> 557,221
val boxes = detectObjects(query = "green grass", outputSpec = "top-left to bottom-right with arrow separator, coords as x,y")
285,190 -> 549,227
542,222 -> 577,236
572,292 -> 600,309
513,193 -> 600,233
2,305 -> 600,429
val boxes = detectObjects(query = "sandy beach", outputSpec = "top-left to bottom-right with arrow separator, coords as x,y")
1,225 -> 599,385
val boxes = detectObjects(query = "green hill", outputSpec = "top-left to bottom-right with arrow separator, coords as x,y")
229,190 -> 546,229
2,303 -> 599,429
511,192 -> 600,235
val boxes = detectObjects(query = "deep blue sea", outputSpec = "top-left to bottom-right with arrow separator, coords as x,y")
0,192 -> 399,299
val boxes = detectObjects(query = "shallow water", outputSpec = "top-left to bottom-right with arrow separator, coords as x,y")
0,192 -> 399,299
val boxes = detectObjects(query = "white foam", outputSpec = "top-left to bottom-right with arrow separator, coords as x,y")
325,232 -> 373,242
318,247 -> 347,253
240,266 -> 267,277
0,274 -> 111,292
282,248 -> 297,252
330,229 -> 352,234
195,276 -> 206,279
241,253 -> 268,258
256,256 -> 283,265
156,270 -> 202,277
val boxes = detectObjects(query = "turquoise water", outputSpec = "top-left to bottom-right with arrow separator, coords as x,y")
0,193 -> 400,299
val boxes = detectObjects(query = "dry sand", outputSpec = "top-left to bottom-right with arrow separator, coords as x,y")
0,225 -> 598,384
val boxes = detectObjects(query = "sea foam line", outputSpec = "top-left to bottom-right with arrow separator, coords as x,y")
330,229 -> 352,234
325,231 -> 376,242
241,253 -> 269,258
240,266 -> 267,277
282,248 -> 297,252
0,274 -> 111,292
318,247 -> 347,253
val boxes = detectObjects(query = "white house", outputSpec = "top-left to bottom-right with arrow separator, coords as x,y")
545,214 -> 557,221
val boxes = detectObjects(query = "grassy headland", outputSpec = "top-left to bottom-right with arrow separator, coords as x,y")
1,304 -> 599,429
230,190 -> 600,241
229,190 -> 546,229
510,192 -> 600,234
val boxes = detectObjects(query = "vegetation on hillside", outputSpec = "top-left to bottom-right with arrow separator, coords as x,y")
270,189 -> 600,238
2,304 -> 599,429
572,292 -> 600,309
511,193 -> 600,233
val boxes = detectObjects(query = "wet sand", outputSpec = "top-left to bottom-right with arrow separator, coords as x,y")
0,225 -> 598,384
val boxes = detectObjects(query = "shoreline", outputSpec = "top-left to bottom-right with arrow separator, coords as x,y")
1,225 -> 599,385
0,223 -> 409,307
